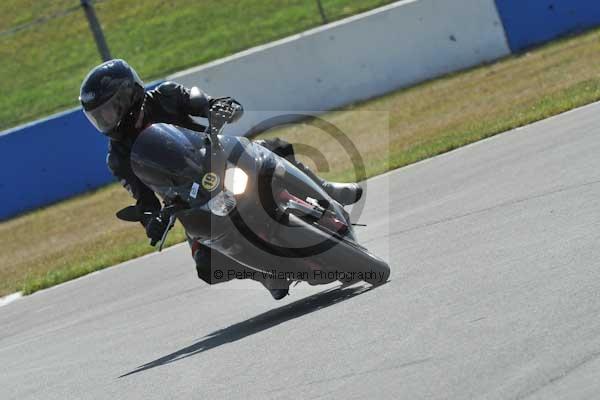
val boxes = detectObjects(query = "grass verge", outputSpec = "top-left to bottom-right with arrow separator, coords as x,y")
0,0 -> 394,131
2,27 -> 600,296
0,184 -> 188,295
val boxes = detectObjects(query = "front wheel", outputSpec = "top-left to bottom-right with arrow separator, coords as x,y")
360,250 -> 390,285
277,214 -> 391,286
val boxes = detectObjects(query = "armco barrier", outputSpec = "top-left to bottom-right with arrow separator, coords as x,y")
495,0 -> 600,52
0,81 -> 163,220
169,0 -> 510,137
1,0 -> 510,219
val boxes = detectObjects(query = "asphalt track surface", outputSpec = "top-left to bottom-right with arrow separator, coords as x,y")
2,103 -> 600,399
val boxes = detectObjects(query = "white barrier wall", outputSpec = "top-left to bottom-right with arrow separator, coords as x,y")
170,0 -> 510,136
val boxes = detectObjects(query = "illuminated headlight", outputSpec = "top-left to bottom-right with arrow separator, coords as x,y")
207,190 -> 237,216
224,167 -> 248,195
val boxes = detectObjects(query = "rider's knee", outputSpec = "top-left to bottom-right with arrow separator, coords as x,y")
196,263 -> 214,284
189,238 -> 254,285
190,240 -> 215,284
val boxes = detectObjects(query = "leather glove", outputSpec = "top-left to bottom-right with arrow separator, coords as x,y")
228,100 -> 244,123
211,97 -> 244,123
144,213 -> 169,246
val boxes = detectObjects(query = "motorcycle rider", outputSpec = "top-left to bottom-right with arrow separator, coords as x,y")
79,59 -> 362,300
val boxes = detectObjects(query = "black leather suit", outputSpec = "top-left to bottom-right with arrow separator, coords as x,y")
107,81 -> 294,284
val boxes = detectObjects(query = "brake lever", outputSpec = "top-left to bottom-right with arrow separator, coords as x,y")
156,204 -> 186,251
157,213 -> 176,252
207,102 -> 233,149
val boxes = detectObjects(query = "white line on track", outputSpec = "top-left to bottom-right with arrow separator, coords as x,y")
0,292 -> 22,307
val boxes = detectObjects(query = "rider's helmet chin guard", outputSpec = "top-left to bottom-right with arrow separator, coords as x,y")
79,59 -> 144,141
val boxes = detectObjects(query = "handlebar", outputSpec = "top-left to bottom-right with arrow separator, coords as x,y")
208,99 -> 236,138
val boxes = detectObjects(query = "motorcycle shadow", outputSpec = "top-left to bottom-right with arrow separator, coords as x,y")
119,282 -> 383,378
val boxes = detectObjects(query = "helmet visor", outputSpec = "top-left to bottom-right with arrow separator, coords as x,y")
83,88 -> 130,133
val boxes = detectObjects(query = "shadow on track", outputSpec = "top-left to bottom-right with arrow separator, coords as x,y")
119,283 -> 380,378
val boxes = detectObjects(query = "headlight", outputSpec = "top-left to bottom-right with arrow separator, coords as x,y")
224,167 -> 248,195
207,190 -> 237,216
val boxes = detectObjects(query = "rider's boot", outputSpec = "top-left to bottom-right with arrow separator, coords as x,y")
293,161 -> 363,206
258,273 -> 291,300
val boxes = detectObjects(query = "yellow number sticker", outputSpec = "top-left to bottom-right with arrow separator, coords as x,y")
201,172 -> 220,192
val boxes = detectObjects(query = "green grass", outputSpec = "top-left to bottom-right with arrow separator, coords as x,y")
0,0 -> 394,131
0,181 -> 189,295
371,78 -> 600,183
19,225 -> 187,295
258,28 -> 600,182
2,22 -> 600,297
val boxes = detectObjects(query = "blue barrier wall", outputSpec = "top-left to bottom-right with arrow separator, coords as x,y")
495,0 -> 600,52
0,109 -> 113,220
0,81 -> 164,220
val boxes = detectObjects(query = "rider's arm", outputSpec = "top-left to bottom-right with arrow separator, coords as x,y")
107,140 -> 161,224
148,82 -> 210,116
147,82 -> 243,130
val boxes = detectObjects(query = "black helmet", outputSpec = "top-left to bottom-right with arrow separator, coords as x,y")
79,59 -> 144,139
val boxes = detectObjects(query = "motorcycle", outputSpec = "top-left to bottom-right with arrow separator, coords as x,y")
116,101 -> 390,288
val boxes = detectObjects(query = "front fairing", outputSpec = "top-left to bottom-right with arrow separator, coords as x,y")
131,123 -> 214,203
131,124 -> 257,202
178,135 -> 261,240
131,124 -> 262,240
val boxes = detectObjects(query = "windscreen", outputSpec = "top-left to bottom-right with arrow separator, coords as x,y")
130,124 -> 211,201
